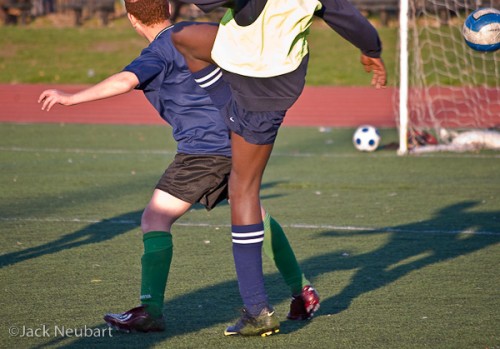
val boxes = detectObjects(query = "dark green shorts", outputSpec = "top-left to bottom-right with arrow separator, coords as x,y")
155,153 -> 232,210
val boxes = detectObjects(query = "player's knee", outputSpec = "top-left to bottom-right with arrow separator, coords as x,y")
140,215 -> 153,234
141,208 -> 177,234
141,208 -> 162,233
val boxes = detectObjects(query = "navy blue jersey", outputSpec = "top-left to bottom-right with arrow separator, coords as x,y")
123,26 -> 231,157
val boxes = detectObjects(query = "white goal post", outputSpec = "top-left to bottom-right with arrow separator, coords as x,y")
397,0 -> 500,154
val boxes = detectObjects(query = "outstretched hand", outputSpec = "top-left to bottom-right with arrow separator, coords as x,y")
361,54 -> 387,89
38,89 -> 72,111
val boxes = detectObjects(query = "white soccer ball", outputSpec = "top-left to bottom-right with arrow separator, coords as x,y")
463,8 -> 500,52
353,125 -> 381,152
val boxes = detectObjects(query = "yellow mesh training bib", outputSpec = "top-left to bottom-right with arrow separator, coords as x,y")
211,0 -> 322,78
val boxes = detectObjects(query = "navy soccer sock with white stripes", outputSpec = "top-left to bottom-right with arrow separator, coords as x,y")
232,223 -> 269,317
192,64 -> 230,109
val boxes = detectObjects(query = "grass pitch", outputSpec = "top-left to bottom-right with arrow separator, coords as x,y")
1,123 -> 499,349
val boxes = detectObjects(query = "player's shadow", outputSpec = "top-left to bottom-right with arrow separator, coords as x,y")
311,200 -> 500,315
0,210 -> 144,268
0,172 -> 159,268
31,200 -> 499,348
0,180 -> 288,269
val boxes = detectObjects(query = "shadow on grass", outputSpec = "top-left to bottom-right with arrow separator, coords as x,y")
0,173 -> 157,268
0,210 -> 144,268
313,200 -> 500,315
28,200 -> 499,348
0,180 -> 287,269
31,275 -> 309,349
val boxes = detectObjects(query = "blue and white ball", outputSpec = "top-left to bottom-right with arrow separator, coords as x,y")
353,125 -> 381,152
462,8 -> 500,52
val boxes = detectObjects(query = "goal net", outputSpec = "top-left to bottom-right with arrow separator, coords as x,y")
397,0 -> 500,154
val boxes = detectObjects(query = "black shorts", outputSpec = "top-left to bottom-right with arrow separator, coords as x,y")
155,153 -> 232,210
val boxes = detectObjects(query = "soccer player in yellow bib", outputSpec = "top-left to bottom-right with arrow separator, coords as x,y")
172,0 -> 386,336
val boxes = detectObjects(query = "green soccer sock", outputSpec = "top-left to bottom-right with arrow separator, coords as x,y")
263,213 -> 310,295
140,231 -> 173,318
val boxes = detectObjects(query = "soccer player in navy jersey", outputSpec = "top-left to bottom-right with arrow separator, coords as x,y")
171,0 -> 387,336
38,0 -> 318,335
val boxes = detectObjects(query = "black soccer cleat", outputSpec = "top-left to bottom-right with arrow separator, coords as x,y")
104,305 -> 165,333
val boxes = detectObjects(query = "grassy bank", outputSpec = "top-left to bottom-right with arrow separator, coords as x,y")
0,17 -> 398,85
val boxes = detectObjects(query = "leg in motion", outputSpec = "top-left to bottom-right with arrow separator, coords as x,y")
262,211 -> 320,320
104,190 -> 191,332
224,133 -> 280,336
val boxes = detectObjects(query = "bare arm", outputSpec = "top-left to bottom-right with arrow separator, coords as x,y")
171,22 -> 218,72
38,71 -> 139,111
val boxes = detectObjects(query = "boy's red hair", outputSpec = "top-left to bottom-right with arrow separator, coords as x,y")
125,0 -> 170,26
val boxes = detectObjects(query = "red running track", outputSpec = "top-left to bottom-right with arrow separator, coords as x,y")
0,84 -> 397,127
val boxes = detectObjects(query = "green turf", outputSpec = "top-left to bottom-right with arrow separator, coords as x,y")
1,123 -> 499,349
0,21 -> 145,84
